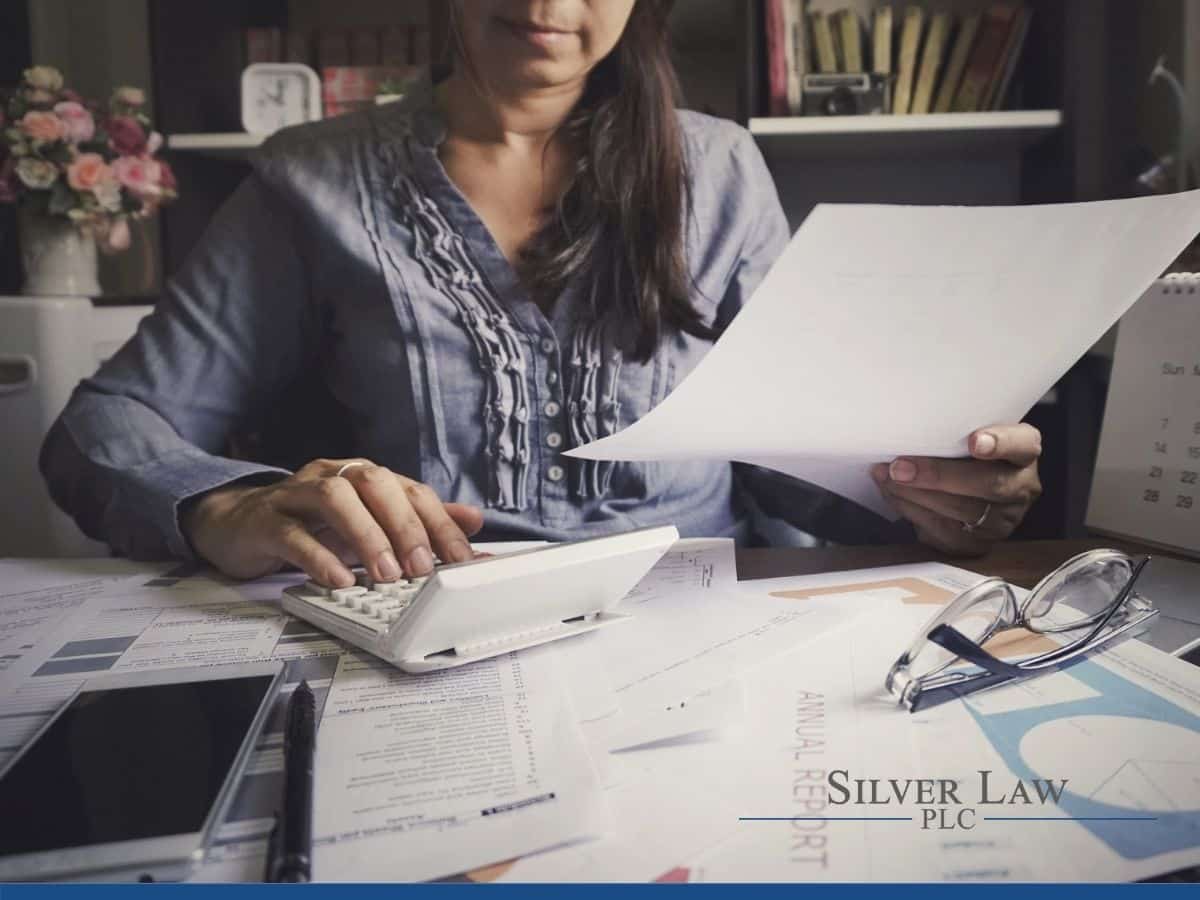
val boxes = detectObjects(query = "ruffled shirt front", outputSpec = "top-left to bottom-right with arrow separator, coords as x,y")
41,76 -> 904,559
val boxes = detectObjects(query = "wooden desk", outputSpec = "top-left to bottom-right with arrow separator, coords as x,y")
737,538 -> 1163,589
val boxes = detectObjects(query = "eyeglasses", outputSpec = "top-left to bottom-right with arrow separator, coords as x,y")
886,549 -> 1157,712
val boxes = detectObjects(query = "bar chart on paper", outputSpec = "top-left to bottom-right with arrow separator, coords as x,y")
1088,275 -> 1200,557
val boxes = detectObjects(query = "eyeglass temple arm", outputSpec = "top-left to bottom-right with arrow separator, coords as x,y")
927,624 -> 1027,679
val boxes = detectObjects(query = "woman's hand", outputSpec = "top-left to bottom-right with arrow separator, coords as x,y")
871,424 -> 1042,556
181,458 -> 484,587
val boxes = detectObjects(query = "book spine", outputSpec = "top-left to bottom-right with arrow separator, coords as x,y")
933,13 -> 980,113
411,25 -> 432,66
811,11 -> 839,75
380,26 -> 410,68
987,7 -> 1032,110
245,27 -> 282,65
765,0 -> 789,115
910,12 -> 949,115
892,7 -> 924,115
952,4 -> 1019,112
784,0 -> 807,115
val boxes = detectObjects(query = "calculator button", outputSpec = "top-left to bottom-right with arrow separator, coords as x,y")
332,586 -> 367,606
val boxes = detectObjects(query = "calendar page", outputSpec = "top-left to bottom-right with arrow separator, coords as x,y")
1087,275 -> 1200,556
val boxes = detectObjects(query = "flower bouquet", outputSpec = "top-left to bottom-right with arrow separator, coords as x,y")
1,66 -> 177,285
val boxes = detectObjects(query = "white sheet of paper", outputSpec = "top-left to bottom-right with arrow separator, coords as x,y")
567,191 -> 1200,516
578,579 -> 870,752
310,650 -> 605,882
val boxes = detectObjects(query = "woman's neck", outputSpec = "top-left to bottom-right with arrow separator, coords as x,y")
439,69 -> 584,151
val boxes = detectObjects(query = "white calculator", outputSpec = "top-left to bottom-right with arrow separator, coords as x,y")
282,525 -> 679,672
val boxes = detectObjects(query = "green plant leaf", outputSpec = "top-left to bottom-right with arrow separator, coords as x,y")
47,180 -> 76,216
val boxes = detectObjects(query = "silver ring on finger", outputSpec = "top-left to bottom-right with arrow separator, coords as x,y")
961,502 -> 992,534
335,460 -> 370,479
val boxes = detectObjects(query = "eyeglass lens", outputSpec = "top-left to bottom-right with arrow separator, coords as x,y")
1023,553 -> 1136,633
906,582 -> 1012,681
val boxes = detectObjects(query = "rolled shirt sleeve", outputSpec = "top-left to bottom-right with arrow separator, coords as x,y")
40,167 -> 314,560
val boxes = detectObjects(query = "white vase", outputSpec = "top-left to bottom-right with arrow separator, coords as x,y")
18,207 -> 101,297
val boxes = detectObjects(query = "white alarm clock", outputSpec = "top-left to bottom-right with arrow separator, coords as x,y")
240,63 -> 322,135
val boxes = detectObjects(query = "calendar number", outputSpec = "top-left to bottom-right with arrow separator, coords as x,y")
1149,466 -> 1164,479
1144,489 -> 1161,503
1154,441 -> 1169,454
1183,471 -> 1199,485
1190,446 -> 1200,460
1177,495 -> 1194,510
1194,421 -> 1200,435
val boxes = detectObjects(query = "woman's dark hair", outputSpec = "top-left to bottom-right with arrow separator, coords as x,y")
451,0 -> 714,362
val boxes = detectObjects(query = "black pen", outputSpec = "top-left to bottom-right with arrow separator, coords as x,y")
269,680 -> 316,883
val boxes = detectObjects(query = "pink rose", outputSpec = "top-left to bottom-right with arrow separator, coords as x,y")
146,131 -> 163,155
67,153 -> 113,192
53,101 -> 95,143
112,155 -> 162,198
158,159 -> 177,193
107,116 -> 147,155
19,110 -> 67,143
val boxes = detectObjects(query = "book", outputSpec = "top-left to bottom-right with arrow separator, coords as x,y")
932,12 -> 980,113
380,26 -> 410,67
835,9 -> 864,73
909,11 -> 950,114
892,6 -> 925,115
952,3 -> 1020,112
245,27 -> 282,65
410,26 -> 432,66
284,30 -> 312,66
783,0 -> 808,114
810,10 -> 840,74
317,29 -> 351,69
985,6 -> 1032,109
766,0 -> 790,115
872,6 -> 893,112
349,29 -> 380,66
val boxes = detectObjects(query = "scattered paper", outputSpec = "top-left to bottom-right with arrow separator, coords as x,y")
311,650 -> 605,882
568,191 -> 1200,516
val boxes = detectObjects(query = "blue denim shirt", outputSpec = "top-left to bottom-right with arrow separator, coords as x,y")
41,78 -> 905,560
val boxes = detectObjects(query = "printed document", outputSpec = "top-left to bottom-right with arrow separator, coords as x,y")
311,649 -> 605,882
678,564 -> 1200,882
568,190 -> 1200,516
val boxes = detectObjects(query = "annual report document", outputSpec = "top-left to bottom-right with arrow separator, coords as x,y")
567,190 -> 1200,517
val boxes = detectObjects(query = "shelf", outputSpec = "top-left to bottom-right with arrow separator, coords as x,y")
749,110 -> 1063,160
166,133 -> 264,160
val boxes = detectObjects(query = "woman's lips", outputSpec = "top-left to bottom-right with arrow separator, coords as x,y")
497,18 -> 576,50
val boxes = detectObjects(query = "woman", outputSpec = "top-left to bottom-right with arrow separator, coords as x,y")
41,0 -> 1041,590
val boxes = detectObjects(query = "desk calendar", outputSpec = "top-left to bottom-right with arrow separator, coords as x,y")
1088,274 -> 1200,556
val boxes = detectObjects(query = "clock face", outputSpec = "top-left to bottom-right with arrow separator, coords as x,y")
254,76 -> 307,130
241,64 -> 320,134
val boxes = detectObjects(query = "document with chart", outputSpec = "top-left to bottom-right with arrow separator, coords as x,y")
673,564 -> 1200,882
568,190 -> 1200,517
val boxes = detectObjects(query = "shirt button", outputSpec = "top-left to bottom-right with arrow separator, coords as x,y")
540,338 -> 555,354
544,401 -> 561,417
547,465 -> 565,483
546,370 -> 559,386
546,432 -> 563,449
